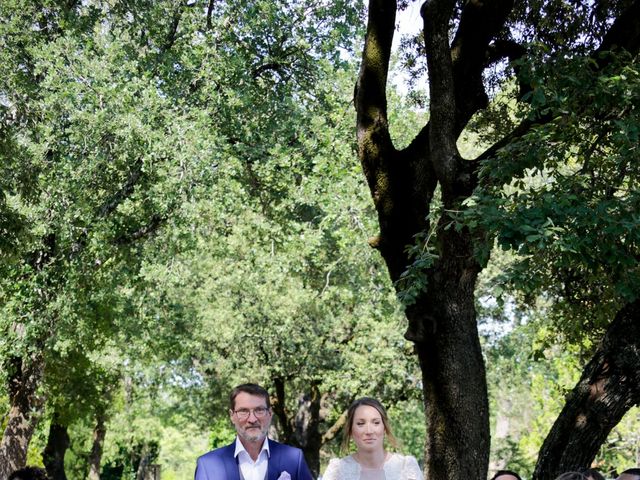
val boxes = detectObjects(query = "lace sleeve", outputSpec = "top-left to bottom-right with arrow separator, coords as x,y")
322,458 -> 342,480
402,455 -> 423,480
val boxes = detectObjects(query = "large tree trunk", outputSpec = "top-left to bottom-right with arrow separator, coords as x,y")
354,0 -> 498,477
43,414 -> 70,480
88,413 -> 107,480
533,299 -> 640,480
0,354 -> 46,479
272,377 -> 295,444
409,225 -> 489,479
355,0 -> 503,476
135,443 -> 153,480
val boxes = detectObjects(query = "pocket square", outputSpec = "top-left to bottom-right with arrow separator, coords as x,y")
277,472 -> 291,480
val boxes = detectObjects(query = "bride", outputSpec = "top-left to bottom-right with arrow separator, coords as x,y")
322,397 -> 422,480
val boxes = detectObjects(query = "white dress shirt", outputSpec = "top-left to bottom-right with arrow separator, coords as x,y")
234,437 -> 270,480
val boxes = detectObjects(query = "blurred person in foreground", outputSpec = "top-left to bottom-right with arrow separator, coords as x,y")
617,468 -> 640,480
491,470 -> 522,480
8,467 -> 49,480
580,467 -> 606,480
322,397 -> 422,480
554,472 -> 588,480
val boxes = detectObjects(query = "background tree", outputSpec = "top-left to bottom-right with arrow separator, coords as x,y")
131,64 -> 424,476
0,0 -> 219,474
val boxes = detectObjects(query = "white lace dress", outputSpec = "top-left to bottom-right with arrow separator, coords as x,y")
322,453 -> 422,480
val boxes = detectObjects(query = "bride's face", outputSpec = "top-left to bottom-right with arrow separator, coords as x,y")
351,405 -> 385,453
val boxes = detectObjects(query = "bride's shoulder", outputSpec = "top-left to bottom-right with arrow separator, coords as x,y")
387,452 -> 419,463
323,455 -> 359,479
400,455 -> 422,480
385,453 -> 422,479
385,452 -> 408,464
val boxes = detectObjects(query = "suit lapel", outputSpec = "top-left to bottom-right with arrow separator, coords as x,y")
267,440 -> 281,480
223,443 -> 241,480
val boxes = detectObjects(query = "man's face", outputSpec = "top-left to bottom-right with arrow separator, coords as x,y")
495,475 -> 520,480
230,392 -> 272,445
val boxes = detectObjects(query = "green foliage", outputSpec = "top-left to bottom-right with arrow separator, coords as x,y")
396,225 -> 439,306
484,311 -> 640,478
1,1 -> 404,478
597,406 -> 640,477
136,62 -> 422,445
388,400 -> 426,461
208,418 -> 236,450
463,51 -> 640,342
159,426 -> 210,480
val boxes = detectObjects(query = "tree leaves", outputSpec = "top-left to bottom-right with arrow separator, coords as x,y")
465,51 -> 640,340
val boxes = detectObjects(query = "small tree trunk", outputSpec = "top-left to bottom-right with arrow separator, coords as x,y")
272,378 -> 322,478
135,444 -> 150,480
534,298 -> 640,480
294,382 -> 322,478
272,377 -> 295,444
0,354 -> 46,480
43,414 -> 70,480
88,413 -> 107,480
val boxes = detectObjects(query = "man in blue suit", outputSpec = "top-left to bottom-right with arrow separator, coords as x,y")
195,383 -> 313,480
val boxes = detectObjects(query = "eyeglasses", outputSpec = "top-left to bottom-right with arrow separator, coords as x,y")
233,407 -> 270,419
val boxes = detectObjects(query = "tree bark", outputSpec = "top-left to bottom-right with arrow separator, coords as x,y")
294,383 -> 322,478
135,443 -> 152,480
43,414 -> 70,480
0,354 -> 46,480
271,378 -> 323,478
411,226 -> 489,480
272,377 -> 295,444
88,413 -> 107,480
533,298 -> 640,480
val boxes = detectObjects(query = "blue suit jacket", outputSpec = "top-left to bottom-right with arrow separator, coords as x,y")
194,439 -> 313,480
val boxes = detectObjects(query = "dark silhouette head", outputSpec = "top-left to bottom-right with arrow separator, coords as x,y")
491,470 -> 523,480
8,467 -> 49,480
555,472 -> 588,480
618,468 -> 640,480
579,467 -> 606,480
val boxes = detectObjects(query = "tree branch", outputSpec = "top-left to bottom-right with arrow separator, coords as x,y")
160,0 -> 189,54
98,158 -> 143,219
321,408 -> 349,445
115,213 -> 167,245
533,298 -> 640,480
450,0 -> 515,133
595,0 -> 640,57
252,62 -> 289,79
355,0 -> 396,193
206,0 -> 215,31
486,38 -> 530,97
422,0 -> 459,192
473,0 -> 640,184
